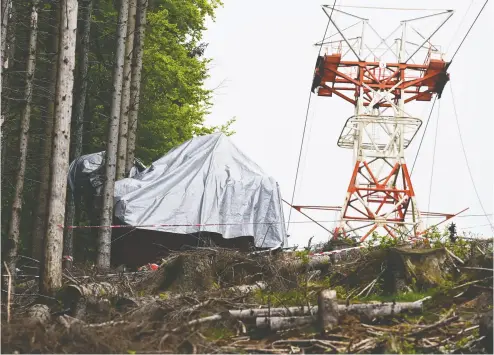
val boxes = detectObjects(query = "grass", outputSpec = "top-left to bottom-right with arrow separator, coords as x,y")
202,326 -> 234,341
358,289 -> 436,303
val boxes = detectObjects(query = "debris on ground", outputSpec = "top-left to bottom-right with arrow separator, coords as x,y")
2,238 -> 493,354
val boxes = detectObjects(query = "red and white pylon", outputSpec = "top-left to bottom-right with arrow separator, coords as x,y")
305,6 -> 456,242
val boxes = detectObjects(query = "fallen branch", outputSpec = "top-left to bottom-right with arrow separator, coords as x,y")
355,279 -> 377,299
182,299 -> 212,314
361,323 -> 401,334
459,266 -> 493,272
85,320 -> 129,328
451,276 -> 493,290
57,314 -> 84,329
413,296 -> 432,304
351,338 -> 375,353
407,315 -> 459,336
445,248 -> 464,264
57,315 -> 130,330
452,336 -> 485,354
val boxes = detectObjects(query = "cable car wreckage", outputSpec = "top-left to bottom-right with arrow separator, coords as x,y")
68,133 -> 287,267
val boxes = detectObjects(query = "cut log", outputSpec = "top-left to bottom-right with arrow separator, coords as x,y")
340,301 -> 423,319
65,282 -> 125,300
256,316 -> 315,331
164,299 -> 424,333
317,289 -> 339,333
62,282 -> 127,318
27,304 -> 50,325
227,301 -> 422,320
229,306 -> 315,318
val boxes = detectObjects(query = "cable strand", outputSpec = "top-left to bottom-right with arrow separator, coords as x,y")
450,84 -> 494,231
426,100 -> 441,225
448,0 -> 489,66
287,0 -> 337,232
411,96 -> 437,176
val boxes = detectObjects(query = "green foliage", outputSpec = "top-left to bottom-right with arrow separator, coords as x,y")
359,289 -> 436,303
365,232 -> 399,249
399,340 -> 417,354
425,226 -> 471,260
136,0 -> 228,163
1,0 -> 231,262
202,326 -> 234,341
333,285 -> 349,299
295,250 -> 310,265
253,287 -> 314,307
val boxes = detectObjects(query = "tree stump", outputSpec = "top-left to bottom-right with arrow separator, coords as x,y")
27,304 -> 50,325
317,289 -> 339,334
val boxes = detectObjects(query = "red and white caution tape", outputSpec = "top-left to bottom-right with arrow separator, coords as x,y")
57,221 -> 284,230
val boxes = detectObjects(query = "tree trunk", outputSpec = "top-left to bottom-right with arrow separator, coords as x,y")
0,0 -> 7,180
125,0 -> 147,173
0,0 -> 10,70
41,0 -> 78,296
116,0 -> 136,179
63,0 -> 93,270
97,0 -> 129,269
5,0 -> 39,289
1,0 -> 15,174
32,1 -> 61,263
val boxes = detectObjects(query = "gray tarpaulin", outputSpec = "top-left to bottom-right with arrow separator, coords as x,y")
113,133 -> 287,248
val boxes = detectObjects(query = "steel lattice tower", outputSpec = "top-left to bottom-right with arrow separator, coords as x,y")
294,6 -> 455,242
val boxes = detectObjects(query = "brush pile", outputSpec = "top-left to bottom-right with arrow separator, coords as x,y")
2,238 -> 493,354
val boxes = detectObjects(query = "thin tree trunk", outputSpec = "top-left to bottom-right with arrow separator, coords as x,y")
0,0 -> 10,70
5,0 -> 39,289
32,1 -> 60,263
97,0 -> 129,269
116,0 -> 136,179
0,0 -> 7,179
125,0 -> 147,173
63,0 -> 93,270
41,0 -> 78,296
1,0 -> 15,174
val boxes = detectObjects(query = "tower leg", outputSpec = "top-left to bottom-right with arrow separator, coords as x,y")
335,158 -> 422,243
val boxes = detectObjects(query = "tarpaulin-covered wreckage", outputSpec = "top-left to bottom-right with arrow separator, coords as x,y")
68,133 -> 287,267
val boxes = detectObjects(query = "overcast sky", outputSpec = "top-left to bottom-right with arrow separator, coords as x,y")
202,0 -> 493,247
